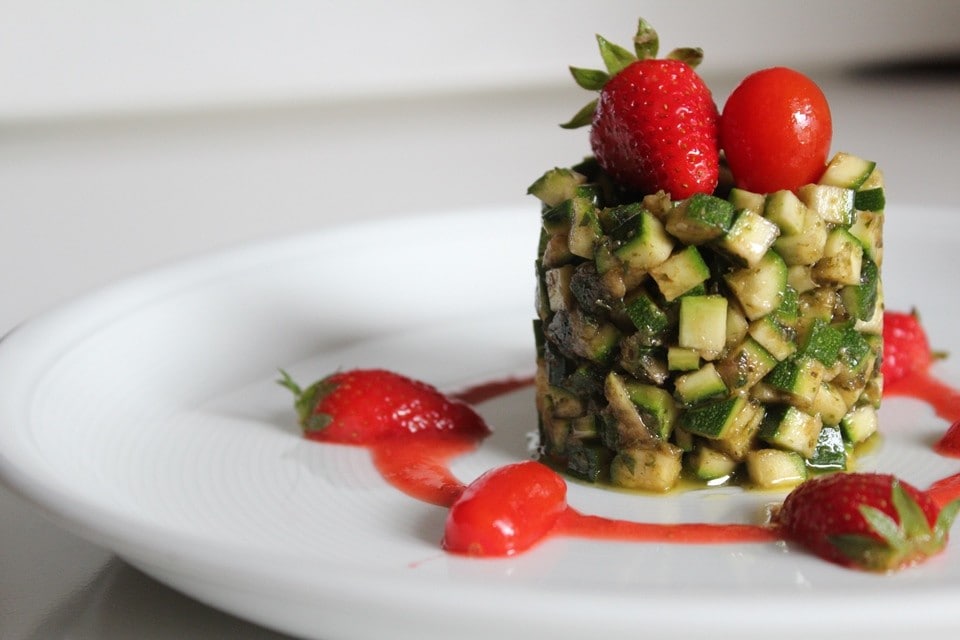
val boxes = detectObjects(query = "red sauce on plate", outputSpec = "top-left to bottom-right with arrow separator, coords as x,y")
337,371 -> 960,558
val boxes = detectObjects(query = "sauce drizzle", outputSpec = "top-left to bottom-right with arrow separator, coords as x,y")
347,372 -> 960,558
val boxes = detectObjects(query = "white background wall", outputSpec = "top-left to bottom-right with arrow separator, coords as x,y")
3,0 -> 959,121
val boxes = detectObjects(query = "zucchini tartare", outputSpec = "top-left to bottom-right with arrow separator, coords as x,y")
530,19 -> 883,492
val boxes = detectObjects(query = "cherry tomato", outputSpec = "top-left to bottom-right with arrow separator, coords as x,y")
720,67 -> 832,193
442,461 -> 567,556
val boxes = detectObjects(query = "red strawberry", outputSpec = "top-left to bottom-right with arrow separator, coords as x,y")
882,309 -> 939,384
562,18 -> 720,199
775,472 -> 960,571
277,368 -> 489,445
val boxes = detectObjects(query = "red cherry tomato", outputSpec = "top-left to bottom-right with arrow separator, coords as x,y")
720,67 -> 832,193
442,461 -> 567,556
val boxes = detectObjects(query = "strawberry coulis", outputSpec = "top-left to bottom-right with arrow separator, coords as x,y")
327,372 -> 960,557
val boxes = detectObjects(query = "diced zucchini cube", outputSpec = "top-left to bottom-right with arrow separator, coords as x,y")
749,315 -> 798,361
603,372 -> 655,447
664,193 -> 735,244
624,292 -> 670,345
718,210 -> 781,267
840,256 -> 879,321
610,443 -> 683,492
809,383 -> 849,427
715,337 -> 777,392
567,196 -> 602,259
667,346 -> 701,372
679,295 -> 728,360
774,208 -> 828,266
674,363 -> 728,405
787,265 -> 818,293
680,395 -> 749,440
764,189 -> 807,235
527,167 -> 587,207
806,424 -> 847,470
724,302 -> 750,350
687,445 -> 738,482
713,400 -> 763,461
650,245 -> 711,301
745,449 -> 807,489
854,187 -> 886,213
812,228 -> 864,286
623,379 -> 679,440
615,211 -> 674,272
758,405 -> 823,458
799,319 -> 844,367
723,250 -> 787,320
798,183 -> 855,227
819,152 -> 876,190
848,210 -> 883,264
840,404 -> 878,443
764,356 -> 826,410
728,187 -> 766,215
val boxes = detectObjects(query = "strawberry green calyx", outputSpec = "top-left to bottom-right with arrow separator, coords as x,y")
562,17 -> 704,129
276,369 -> 335,432
831,481 -> 960,572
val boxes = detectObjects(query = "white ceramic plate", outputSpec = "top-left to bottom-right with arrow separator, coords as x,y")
1,206 -> 959,640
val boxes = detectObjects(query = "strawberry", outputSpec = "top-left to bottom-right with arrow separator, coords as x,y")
562,18 -> 720,199
775,472 -> 960,571
882,309 -> 941,384
277,368 -> 489,445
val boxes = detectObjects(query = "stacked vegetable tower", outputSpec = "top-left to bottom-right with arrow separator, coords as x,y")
530,19 -> 884,491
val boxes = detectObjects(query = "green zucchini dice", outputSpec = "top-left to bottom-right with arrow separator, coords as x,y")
764,189 -> 806,235
650,245 -> 711,301
854,187 -> 886,213
819,152 -> 876,190
715,337 -> 777,391
723,250 -> 787,320
806,424 -> 847,470
567,196 -> 602,259
727,188 -> 766,215
667,346 -> 701,372
681,395 -> 749,440
840,404 -> 878,444
798,183 -> 855,227
848,210 -> 883,264
679,295 -> 728,360
749,315 -> 798,361
718,210 -> 781,267
758,405 -> 823,458
664,193 -> 735,244
774,208 -> 828,266
674,363 -> 728,405
687,445 -> 738,482
610,443 -> 683,491
764,356 -> 826,410
745,449 -> 807,488
840,256 -> 879,321
812,227 -> 864,286
799,319 -> 844,366
624,292 -> 670,346
615,210 -> 674,271
527,167 -> 587,207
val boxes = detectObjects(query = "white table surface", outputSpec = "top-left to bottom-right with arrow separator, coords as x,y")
2,70 -> 959,639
